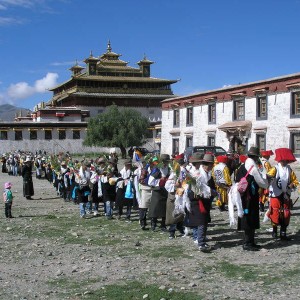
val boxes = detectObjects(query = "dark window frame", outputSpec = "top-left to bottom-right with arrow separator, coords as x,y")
172,138 -> 179,155
30,130 -> 38,140
73,130 -> 81,140
290,131 -> 300,157
0,131 -> 8,140
208,102 -> 216,124
186,136 -> 193,148
256,133 -> 266,151
15,130 -> 23,141
186,106 -> 193,126
45,130 -> 52,140
232,98 -> 245,121
256,94 -> 268,120
173,109 -> 180,127
58,130 -> 66,140
290,91 -> 300,118
207,135 -> 215,146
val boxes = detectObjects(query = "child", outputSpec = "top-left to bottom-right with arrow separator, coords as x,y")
3,182 -> 13,218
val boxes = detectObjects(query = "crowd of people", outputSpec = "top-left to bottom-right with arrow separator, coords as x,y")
1,146 -> 299,252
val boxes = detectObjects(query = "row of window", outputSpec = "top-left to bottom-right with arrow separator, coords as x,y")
173,92 -> 300,127
0,130 -> 81,141
171,133 -> 300,156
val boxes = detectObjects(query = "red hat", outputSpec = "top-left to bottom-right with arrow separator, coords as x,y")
174,153 -> 184,161
261,150 -> 274,157
216,155 -> 228,163
239,155 -> 248,163
275,148 -> 296,163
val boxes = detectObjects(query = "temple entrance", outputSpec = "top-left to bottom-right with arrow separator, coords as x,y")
218,120 -> 252,154
228,135 -> 247,154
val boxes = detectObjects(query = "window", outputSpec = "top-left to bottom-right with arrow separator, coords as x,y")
208,103 -> 216,124
186,136 -> 193,148
233,99 -> 245,121
30,130 -> 37,140
256,134 -> 266,151
73,130 -> 80,139
45,130 -> 52,140
291,92 -> 300,117
172,138 -> 179,155
207,135 -> 215,146
0,131 -> 8,140
186,107 -> 193,126
59,130 -> 66,140
290,132 -> 300,156
173,109 -> 180,127
15,130 -> 22,141
257,95 -> 267,119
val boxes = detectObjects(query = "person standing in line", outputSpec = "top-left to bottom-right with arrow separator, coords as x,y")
165,153 -> 186,239
267,148 -> 299,240
115,160 -> 133,220
3,182 -> 13,218
212,155 -> 232,212
148,154 -> 171,231
21,156 -> 34,200
137,157 -> 153,230
235,147 -> 269,251
259,150 -> 273,213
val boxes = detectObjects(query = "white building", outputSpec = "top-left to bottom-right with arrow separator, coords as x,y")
161,72 -> 300,158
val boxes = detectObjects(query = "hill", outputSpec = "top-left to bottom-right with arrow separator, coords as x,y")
0,104 -> 32,122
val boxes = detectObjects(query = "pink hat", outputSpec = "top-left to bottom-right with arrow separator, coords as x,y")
5,182 -> 12,189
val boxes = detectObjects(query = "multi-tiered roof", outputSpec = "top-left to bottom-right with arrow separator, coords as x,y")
48,41 -> 178,108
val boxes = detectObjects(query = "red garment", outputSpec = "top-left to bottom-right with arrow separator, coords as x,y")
275,148 -> 296,163
216,155 -> 228,163
268,197 -> 291,226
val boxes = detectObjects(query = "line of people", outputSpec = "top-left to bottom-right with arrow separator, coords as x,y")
2,147 -> 299,253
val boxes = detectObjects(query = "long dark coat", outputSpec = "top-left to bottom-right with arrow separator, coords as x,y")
165,192 -> 185,226
235,164 -> 260,230
21,163 -> 34,197
148,187 -> 168,218
184,195 -> 212,227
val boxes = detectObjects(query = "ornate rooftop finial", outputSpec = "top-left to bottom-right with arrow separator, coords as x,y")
90,50 -> 93,57
107,40 -> 112,53
144,53 -> 147,60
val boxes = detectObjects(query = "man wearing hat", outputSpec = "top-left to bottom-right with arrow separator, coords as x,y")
115,159 -> 134,220
148,154 -> 171,231
21,156 -> 34,200
267,148 -> 299,240
212,155 -> 232,211
235,146 -> 269,251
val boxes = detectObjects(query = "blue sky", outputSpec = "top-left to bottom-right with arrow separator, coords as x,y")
1,0 -> 300,110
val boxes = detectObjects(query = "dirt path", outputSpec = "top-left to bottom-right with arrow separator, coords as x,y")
1,171 -> 300,300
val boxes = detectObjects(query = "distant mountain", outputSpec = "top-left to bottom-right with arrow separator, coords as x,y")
0,104 -> 32,122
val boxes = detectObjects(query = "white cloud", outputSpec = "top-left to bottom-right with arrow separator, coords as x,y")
50,61 -> 75,67
1,72 -> 58,103
34,73 -> 58,92
7,81 -> 34,99
0,0 -> 37,9
0,16 -> 24,25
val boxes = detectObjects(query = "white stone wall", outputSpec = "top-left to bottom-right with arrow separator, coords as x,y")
161,91 -> 296,155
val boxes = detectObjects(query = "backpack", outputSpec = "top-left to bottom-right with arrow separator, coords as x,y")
237,166 -> 254,194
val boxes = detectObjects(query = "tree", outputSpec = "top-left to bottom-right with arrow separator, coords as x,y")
83,105 -> 150,158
